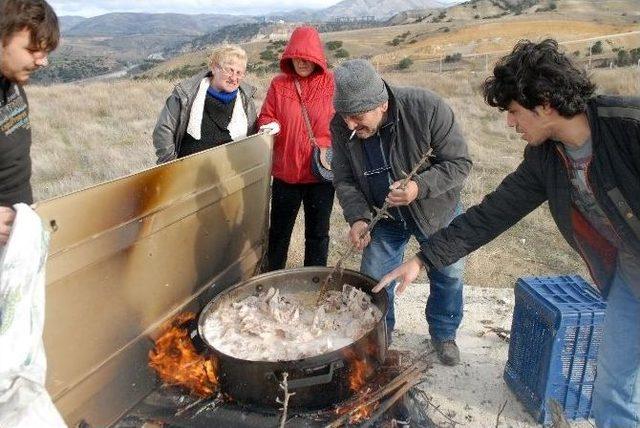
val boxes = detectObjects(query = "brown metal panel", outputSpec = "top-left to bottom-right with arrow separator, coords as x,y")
37,135 -> 273,427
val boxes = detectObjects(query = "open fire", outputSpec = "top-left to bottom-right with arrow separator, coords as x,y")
144,313 -> 431,427
148,311 -> 383,423
148,312 -> 218,397
339,348 -> 379,423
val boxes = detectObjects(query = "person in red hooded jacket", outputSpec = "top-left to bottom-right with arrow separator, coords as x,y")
258,26 -> 335,271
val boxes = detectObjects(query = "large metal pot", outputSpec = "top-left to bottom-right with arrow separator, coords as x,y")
193,267 -> 388,409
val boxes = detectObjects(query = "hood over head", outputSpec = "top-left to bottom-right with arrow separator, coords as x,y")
280,26 -> 328,75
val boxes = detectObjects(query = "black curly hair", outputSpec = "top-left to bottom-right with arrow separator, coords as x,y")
482,39 -> 596,117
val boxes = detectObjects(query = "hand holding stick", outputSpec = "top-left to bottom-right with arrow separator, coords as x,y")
316,148 -> 433,304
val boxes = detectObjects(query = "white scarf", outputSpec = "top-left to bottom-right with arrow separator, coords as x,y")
186,78 -> 248,141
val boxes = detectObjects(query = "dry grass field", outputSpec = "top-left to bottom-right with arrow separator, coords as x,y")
372,19 -> 639,66
26,65 -> 639,288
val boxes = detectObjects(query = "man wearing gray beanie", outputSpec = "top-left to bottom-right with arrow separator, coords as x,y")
331,59 -> 472,366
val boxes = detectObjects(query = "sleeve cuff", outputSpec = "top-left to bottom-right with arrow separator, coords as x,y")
415,251 -> 434,271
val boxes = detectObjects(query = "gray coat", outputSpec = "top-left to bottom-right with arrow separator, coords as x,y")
152,70 -> 258,164
331,83 -> 472,236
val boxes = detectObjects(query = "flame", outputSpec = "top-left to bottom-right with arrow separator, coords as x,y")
340,347 -> 377,423
349,401 -> 378,424
334,394 -> 379,424
345,342 -> 376,392
348,358 -> 368,391
148,312 -> 218,397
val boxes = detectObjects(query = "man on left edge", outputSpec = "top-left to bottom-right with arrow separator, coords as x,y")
0,0 -> 59,244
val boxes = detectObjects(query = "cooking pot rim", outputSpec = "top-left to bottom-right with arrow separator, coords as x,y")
196,266 -> 388,366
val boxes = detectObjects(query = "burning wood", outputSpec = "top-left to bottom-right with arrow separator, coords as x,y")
148,312 -> 218,397
328,350 -> 434,427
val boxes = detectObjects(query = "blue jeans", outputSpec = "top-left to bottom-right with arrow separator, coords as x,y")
592,269 -> 640,427
360,214 -> 465,341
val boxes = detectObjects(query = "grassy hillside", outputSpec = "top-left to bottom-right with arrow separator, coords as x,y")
371,18 -> 640,68
138,8 -> 640,79
26,67 -> 639,287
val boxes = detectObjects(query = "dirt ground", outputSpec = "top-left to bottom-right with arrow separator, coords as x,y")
391,284 -> 594,428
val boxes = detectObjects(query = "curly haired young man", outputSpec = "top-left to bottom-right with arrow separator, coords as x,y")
376,39 -> 640,426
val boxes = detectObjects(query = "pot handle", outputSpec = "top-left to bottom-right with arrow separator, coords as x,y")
267,360 -> 344,389
186,317 -> 208,354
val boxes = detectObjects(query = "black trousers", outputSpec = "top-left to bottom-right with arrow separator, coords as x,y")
265,178 -> 335,271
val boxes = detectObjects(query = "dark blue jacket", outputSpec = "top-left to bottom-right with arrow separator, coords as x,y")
420,96 -> 640,296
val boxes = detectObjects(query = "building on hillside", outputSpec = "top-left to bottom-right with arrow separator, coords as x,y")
267,22 -> 298,41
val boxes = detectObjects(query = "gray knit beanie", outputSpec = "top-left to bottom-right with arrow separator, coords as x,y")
333,59 -> 388,114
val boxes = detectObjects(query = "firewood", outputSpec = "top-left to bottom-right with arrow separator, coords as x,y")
325,350 -> 434,427
360,377 -> 422,428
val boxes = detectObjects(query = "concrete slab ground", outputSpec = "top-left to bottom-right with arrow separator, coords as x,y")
391,285 -> 594,428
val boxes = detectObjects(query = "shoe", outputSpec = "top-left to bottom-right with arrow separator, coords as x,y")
432,340 -> 460,366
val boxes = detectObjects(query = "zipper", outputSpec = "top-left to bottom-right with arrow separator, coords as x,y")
380,130 -> 406,224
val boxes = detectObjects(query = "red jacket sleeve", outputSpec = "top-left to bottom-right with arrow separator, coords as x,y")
257,81 -> 280,129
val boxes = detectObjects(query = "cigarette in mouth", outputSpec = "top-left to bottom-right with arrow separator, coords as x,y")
349,130 -> 357,140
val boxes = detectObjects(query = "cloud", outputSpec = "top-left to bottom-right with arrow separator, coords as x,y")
48,0 -> 340,17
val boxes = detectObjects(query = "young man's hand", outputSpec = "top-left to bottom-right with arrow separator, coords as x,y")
385,180 -> 419,206
372,255 -> 424,294
349,220 -> 371,251
0,206 -> 16,245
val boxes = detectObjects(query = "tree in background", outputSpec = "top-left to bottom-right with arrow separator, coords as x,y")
398,57 -> 413,70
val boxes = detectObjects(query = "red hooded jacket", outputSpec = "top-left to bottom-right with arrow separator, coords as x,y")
258,26 -> 335,184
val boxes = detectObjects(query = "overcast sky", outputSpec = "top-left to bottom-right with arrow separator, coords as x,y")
49,0 -> 459,17
49,0 -> 345,17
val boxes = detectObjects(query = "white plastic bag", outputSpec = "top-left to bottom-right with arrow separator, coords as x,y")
0,203 -> 66,427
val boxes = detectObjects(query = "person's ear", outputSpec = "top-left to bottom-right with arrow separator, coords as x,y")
537,102 -> 555,116
380,101 -> 389,113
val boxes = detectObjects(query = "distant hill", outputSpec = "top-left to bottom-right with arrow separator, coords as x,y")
316,0 -> 449,20
58,16 -> 87,32
61,13 -> 258,37
51,13 -> 262,83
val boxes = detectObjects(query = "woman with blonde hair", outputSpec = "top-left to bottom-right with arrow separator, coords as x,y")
153,44 -> 257,163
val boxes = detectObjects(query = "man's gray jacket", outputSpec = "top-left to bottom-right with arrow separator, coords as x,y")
331,83 -> 472,236
152,70 -> 258,164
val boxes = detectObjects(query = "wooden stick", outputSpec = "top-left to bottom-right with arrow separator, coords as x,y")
316,148 -> 434,304
495,399 -> 508,428
414,389 -> 463,426
324,350 -> 435,428
277,372 -> 295,428
360,378 -> 421,428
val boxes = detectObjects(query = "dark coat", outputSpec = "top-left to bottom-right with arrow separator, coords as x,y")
420,96 -> 640,295
331,84 -> 472,236
152,71 -> 257,164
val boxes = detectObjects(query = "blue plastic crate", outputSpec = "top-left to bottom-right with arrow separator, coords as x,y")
504,275 -> 607,424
